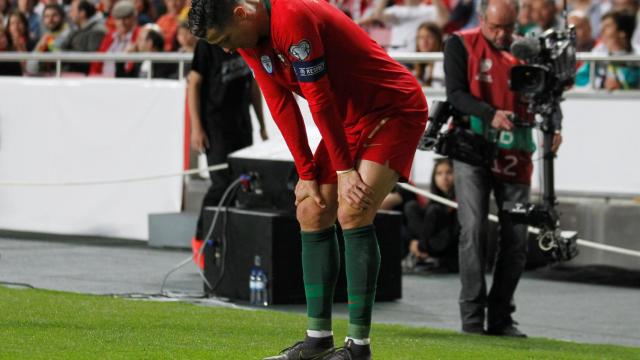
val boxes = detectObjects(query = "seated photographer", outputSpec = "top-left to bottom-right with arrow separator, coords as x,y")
403,158 -> 459,272
443,0 -> 562,337
379,181 -> 418,263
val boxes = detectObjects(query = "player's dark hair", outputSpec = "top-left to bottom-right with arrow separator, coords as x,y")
188,0 -> 239,38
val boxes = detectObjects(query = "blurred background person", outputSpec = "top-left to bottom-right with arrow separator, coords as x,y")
61,0 -> 106,74
445,0 -> 477,32
97,0 -> 116,32
403,158 -> 459,272
33,0 -> 62,17
127,21 -> 161,52
156,0 -> 183,51
609,0 -> 640,52
568,9 -> 596,51
26,3 -> 70,75
359,0 -> 449,52
414,21 -> 445,87
0,22 -> 24,76
577,10 -> 639,89
136,28 -> 178,78
134,0 -> 156,25
329,0 -> 375,22
516,0 -> 536,35
89,0 -> 140,77
175,21 -> 196,77
1,11 -> 35,75
529,0 -> 560,34
175,20 -> 195,53
0,0 -> 11,28
568,0 -> 606,38
17,0 -> 41,43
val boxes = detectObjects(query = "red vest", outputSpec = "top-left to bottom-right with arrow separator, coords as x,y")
459,28 -> 534,184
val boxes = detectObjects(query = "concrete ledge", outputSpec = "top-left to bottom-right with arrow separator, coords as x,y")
148,212 -> 198,249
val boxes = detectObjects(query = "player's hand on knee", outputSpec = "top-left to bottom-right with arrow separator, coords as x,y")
295,179 -> 326,208
338,170 -> 373,210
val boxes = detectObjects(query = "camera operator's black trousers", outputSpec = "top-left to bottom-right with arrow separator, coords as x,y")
453,160 -> 530,330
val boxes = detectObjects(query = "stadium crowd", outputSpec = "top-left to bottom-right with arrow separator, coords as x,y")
0,0 -> 638,88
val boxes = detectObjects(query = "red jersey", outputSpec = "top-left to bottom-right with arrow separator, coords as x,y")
238,0 -> 427,180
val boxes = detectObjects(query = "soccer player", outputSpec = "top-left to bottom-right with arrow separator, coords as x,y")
188,0 -> 428,358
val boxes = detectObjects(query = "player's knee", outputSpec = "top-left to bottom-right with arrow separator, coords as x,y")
296,201 -> 335,230
337,204 -> 373,229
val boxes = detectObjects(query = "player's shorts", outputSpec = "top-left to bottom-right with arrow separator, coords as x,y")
314,112 -> 427,184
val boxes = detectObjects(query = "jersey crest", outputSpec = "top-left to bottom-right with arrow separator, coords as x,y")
260,55 -> 273,74
289,40 -> 311,61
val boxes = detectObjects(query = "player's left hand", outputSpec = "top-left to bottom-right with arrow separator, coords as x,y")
338,170 -> 373,210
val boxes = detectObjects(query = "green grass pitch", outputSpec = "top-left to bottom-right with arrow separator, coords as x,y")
1,286 -> 638,359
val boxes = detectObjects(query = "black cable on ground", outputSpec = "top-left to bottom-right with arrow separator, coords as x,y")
159,177 -> 243,296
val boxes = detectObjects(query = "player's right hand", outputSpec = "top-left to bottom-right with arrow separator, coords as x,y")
491,110 -> 515,131
295,179 -> 326,208
191,126 -> 209,152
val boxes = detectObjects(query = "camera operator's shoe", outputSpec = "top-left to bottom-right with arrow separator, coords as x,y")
323,339 -> 372,360
461,323 -> 485,335
486,324 -> 527,338
263,335 -> 335,360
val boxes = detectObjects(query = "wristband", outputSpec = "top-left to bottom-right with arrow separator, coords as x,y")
336,168 -> 355,175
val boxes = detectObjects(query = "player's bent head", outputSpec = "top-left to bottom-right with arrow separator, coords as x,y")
188,0 -> 266,51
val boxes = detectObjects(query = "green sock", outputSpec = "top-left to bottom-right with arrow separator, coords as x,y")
301,226 -> 340,332
343,225 -> 381,339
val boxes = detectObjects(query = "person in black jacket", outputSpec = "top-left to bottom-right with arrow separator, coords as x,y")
403,158 -> 459,272
62,0 -> 106,74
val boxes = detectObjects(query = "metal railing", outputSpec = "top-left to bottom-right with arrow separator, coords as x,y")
1,51 -> 640,97
0,52 -> 192,80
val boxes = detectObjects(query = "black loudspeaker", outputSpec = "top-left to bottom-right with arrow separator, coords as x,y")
203,207 -> 403,305
227,156 -> 298,213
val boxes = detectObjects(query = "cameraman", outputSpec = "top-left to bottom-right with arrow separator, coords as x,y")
443,0 -> 562,337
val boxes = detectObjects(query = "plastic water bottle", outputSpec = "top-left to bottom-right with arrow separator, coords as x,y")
249,257 -> 259,305
258,268 -> 269,306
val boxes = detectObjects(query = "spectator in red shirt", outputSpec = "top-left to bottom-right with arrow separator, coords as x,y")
89,0 -> 141,77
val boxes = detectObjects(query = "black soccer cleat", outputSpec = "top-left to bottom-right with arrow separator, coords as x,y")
322,339 -> 372,360
486,324 -> 527,338
263,335 -> 335,360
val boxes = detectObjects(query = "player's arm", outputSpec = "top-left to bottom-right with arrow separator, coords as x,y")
274,18 -> 353,173
274,15 -> 373,209
250,79 -> 269,141
249,61 -> 316,180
